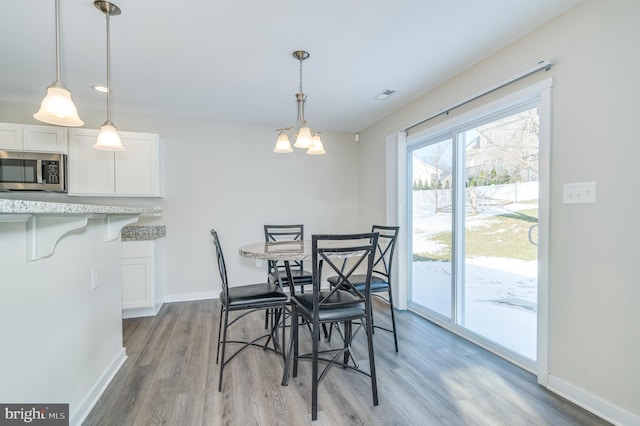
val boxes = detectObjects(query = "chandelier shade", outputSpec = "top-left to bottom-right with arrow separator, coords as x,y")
93,1 -> 124,151
274,50 -> 325,155
273,131 -> 293,153
34,0 -> 84,127
307,134 -> 326,155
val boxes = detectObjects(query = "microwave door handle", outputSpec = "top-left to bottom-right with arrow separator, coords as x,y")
37,160 -> 44,185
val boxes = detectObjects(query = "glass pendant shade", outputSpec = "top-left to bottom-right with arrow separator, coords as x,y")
306,135 -> 326,155
94,122 -> 125,151
273,132 -> 293,153
34,0 -> 83,127
294,126 -> 313,149
34,82 -> 84,127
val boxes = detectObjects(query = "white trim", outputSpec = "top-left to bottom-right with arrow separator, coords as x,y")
162,290 -> 217,303
547,375 -> 640,426
536,83 -> 553,387
385,131 -> 408,310
70,348 -> 127,426
122,302 -> 164,319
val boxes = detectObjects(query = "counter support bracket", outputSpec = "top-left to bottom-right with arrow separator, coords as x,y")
27,215 -> 89,261
22,214 -> 140,261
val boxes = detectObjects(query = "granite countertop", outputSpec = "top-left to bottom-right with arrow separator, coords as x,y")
0,199 -> 161,216
121,225 -> 166,241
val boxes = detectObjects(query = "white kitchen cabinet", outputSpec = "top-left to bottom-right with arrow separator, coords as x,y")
68,128 -> 161,196
0,122 -> 67,153
122,239 -> 163,318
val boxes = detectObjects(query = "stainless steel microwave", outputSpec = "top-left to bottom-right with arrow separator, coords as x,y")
0,150 -> 67,192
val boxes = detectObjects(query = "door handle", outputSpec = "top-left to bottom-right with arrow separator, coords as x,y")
528,224 -> 539,246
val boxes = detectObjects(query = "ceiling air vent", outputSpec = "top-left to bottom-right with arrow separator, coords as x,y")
374,89 -> 397,100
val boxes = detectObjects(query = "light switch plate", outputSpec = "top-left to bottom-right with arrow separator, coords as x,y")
563,181 -> 597,204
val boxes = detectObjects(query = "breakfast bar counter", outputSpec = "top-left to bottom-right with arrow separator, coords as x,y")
0,198 -> 160,215
0,199 -> 161,260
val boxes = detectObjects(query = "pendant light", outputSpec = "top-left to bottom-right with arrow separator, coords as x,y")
34,0 -> 84,127
274,50 -> 326,155
93,1 -> 125,151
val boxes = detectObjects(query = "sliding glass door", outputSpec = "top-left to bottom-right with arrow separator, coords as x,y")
409,104 -> 540,363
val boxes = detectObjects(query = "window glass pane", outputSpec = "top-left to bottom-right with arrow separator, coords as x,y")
461,107 -> 539,360
410,138 -> 453,318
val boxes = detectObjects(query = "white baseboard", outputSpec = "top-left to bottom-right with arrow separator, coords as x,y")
162,290 -> 217,303
122,302 -> 164,319
70,348 -> 127,426
547,375 -> 640,426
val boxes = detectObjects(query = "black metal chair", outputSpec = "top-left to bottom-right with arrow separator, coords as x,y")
283,232 -> 379,421
211,229 -> 288,392
264,224 -> 313,293
327,225 -> 400,351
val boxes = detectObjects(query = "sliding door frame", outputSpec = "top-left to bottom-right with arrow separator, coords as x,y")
390,78 -> 553,382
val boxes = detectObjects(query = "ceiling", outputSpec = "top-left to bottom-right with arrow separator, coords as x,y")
0,0 -> 582,133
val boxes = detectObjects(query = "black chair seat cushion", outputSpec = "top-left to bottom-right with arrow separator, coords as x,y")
221,283 -> 287,308
292,291 -> 365,322
327,274 -> 390,293
268,269 -> 313,284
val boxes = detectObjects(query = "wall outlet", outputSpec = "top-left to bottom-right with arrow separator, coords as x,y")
91,268 -> 99,290
256,259 -> 263,268
563,181 -> 597,204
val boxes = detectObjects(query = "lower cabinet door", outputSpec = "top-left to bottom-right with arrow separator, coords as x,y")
122,257 -> 154,309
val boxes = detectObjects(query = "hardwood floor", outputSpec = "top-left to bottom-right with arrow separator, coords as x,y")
83,299 -> 610,425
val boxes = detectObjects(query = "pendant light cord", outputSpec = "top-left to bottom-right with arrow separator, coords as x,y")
54,0 -> 61,82
105,11 -> 112,123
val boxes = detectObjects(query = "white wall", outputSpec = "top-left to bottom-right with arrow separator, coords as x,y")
0,101 -> 360,300
357,0 -> 639,423
0,219 -> 125,425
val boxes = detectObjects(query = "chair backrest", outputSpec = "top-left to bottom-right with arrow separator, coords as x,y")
264,224 -> 306,275
312,232 -> 379,310
370,225 -> 400,281
210,229 -> 229,305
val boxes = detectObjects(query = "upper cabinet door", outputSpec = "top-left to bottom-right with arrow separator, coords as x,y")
68,129 -> 116,195
0,123 -> 67,153
0,123 -> 23,150
67,128 -> 161,197
115,132 -> 161,196
22,125 -> 67,153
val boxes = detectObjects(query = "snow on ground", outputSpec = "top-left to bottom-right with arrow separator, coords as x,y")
411,190 -> 538,360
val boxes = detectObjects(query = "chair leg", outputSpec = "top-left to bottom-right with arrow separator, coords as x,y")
292,305 -> 299,379
216,304 -> 224,363
281,310 -> 296,386
365,301 -> 379,406
218,309 -> 230,392
343,320 -> 351,367
387,288 -> 399,352
311,319 -> 320,421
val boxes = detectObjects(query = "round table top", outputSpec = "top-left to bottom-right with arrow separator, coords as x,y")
239,240 -> 311,261
239,239 -> 367,262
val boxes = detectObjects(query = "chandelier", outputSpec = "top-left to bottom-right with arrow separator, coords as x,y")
274,51 -> 325,155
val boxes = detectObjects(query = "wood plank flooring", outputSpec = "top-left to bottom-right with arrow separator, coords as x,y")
83,299 -> 610,425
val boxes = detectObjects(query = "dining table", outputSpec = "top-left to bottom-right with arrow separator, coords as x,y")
239,240 -> 311,294
238,238 -> 368,385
